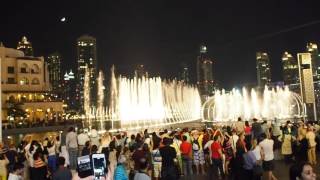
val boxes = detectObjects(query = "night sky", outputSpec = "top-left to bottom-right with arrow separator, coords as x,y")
1,0 -> 320,89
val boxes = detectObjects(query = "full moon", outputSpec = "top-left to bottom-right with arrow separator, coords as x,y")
61,17 -> 66,22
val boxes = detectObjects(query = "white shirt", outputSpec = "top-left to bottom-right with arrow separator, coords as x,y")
77,133 -> 90,146
8,173 -> 22,180
231,135 -> 239,152
252,146 -> 261,161
259,139 -> 274,161
66,131 -> 78,148
48,145 -> 56,156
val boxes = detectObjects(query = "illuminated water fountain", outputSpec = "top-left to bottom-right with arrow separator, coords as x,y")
202,86 -> 305,122
84,66 -> 201,131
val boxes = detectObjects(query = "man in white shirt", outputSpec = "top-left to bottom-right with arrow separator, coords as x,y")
77,129 -> 90,155
66,126 -> 78,170
259,133 -> 277,180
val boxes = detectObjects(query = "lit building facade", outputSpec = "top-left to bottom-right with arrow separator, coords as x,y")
179,63 -> 190,84
47,52 -> 62,94
62,70 -> 78,111
76,35 -> 97,111
17,36 -> 33,56
307,43 -> 320,80
0,46 -> 64,126
197,45 -> 214,97
256,52 -> 271,87
282,51 -> 299,93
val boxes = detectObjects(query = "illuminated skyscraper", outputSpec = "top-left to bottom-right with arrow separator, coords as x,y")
307,43 -> 320,80
282,51 -> 299,92
76,35 -> 97,111
179,63 -> 190,84
197,45 -> 214,97
47,52 -> 62,93
17,36 -> 33,56
62,70 -> 78,110
256,52 -> 271,87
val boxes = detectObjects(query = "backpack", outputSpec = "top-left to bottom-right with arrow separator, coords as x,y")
192,139 -> 200,151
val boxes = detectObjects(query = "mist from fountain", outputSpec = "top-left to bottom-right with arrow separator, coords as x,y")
202,86 -> 305,122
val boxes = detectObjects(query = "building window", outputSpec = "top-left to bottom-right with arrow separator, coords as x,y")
20,68 -> 27,73
7,67 -> 14,74
7,78 -> 15,84
31,64 -> 40,74
31,78 -> 40,85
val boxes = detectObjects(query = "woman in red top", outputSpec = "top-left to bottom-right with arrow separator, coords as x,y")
244,121 -> 252,150
211,135 -> 225,178
180,135 -> 193,176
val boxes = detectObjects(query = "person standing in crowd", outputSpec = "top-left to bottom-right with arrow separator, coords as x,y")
151,141 -> 162,180
191,130 -> 205,175
0,150 -> 9,180
47,140 -> 57,173
160,137 -> 178,180
280,122 -> 293,163
180,135 -> 193,177
134,158 -> 151,180
8,163 -> 24,180
81,141 -> 91,156
33,151 -> 48,180
244,121 -> 252,150
90,127 -> 100,147
222,131 -> 233,175
66,127 -> 78,170
171,133 -> 182,175
77,129 -> 90,155
211,135 -> 225,178
306,124 -> 317,165
252,118 -> 263,140
235,117 -> 245,133
6,144 -> 18,172
242,146 -> 257,179
259,133 -> 277,180
114,154 -> 128,180
53,157 -> 72,180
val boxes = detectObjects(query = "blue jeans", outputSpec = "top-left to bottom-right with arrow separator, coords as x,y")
182,155 -> 193,175
68,147 -> 78,170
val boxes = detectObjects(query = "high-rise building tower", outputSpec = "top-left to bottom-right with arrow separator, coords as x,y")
47,52 -> 62,93
197,45 -> 214,97
256,52 -> 271,87
282,51 -> 299,86
307,43 -> 320,81
62,70 -> 78,110
76,35 -> 97,111
179,63 -> 190,84
17,36 -> 33,56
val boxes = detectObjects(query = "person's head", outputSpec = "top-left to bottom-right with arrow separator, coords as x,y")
11,163 -> 24,174
253,118 -> 258,122
91,145 -> 98,154
33,151 -> 41,160
138,158 -> 148,171
131,134 -> 136,140
182,135 -> 187,142
58,156 -> 66,167
238,117 -> 242,121
142,143 -> 149,152
68,127 -> 74,132
162,137 -> 172,146
290,162 -> 316,180
260,133 -> 267,140
213,135 -> 219,142
245,121 -> 249,127
118,154 -> 126,164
